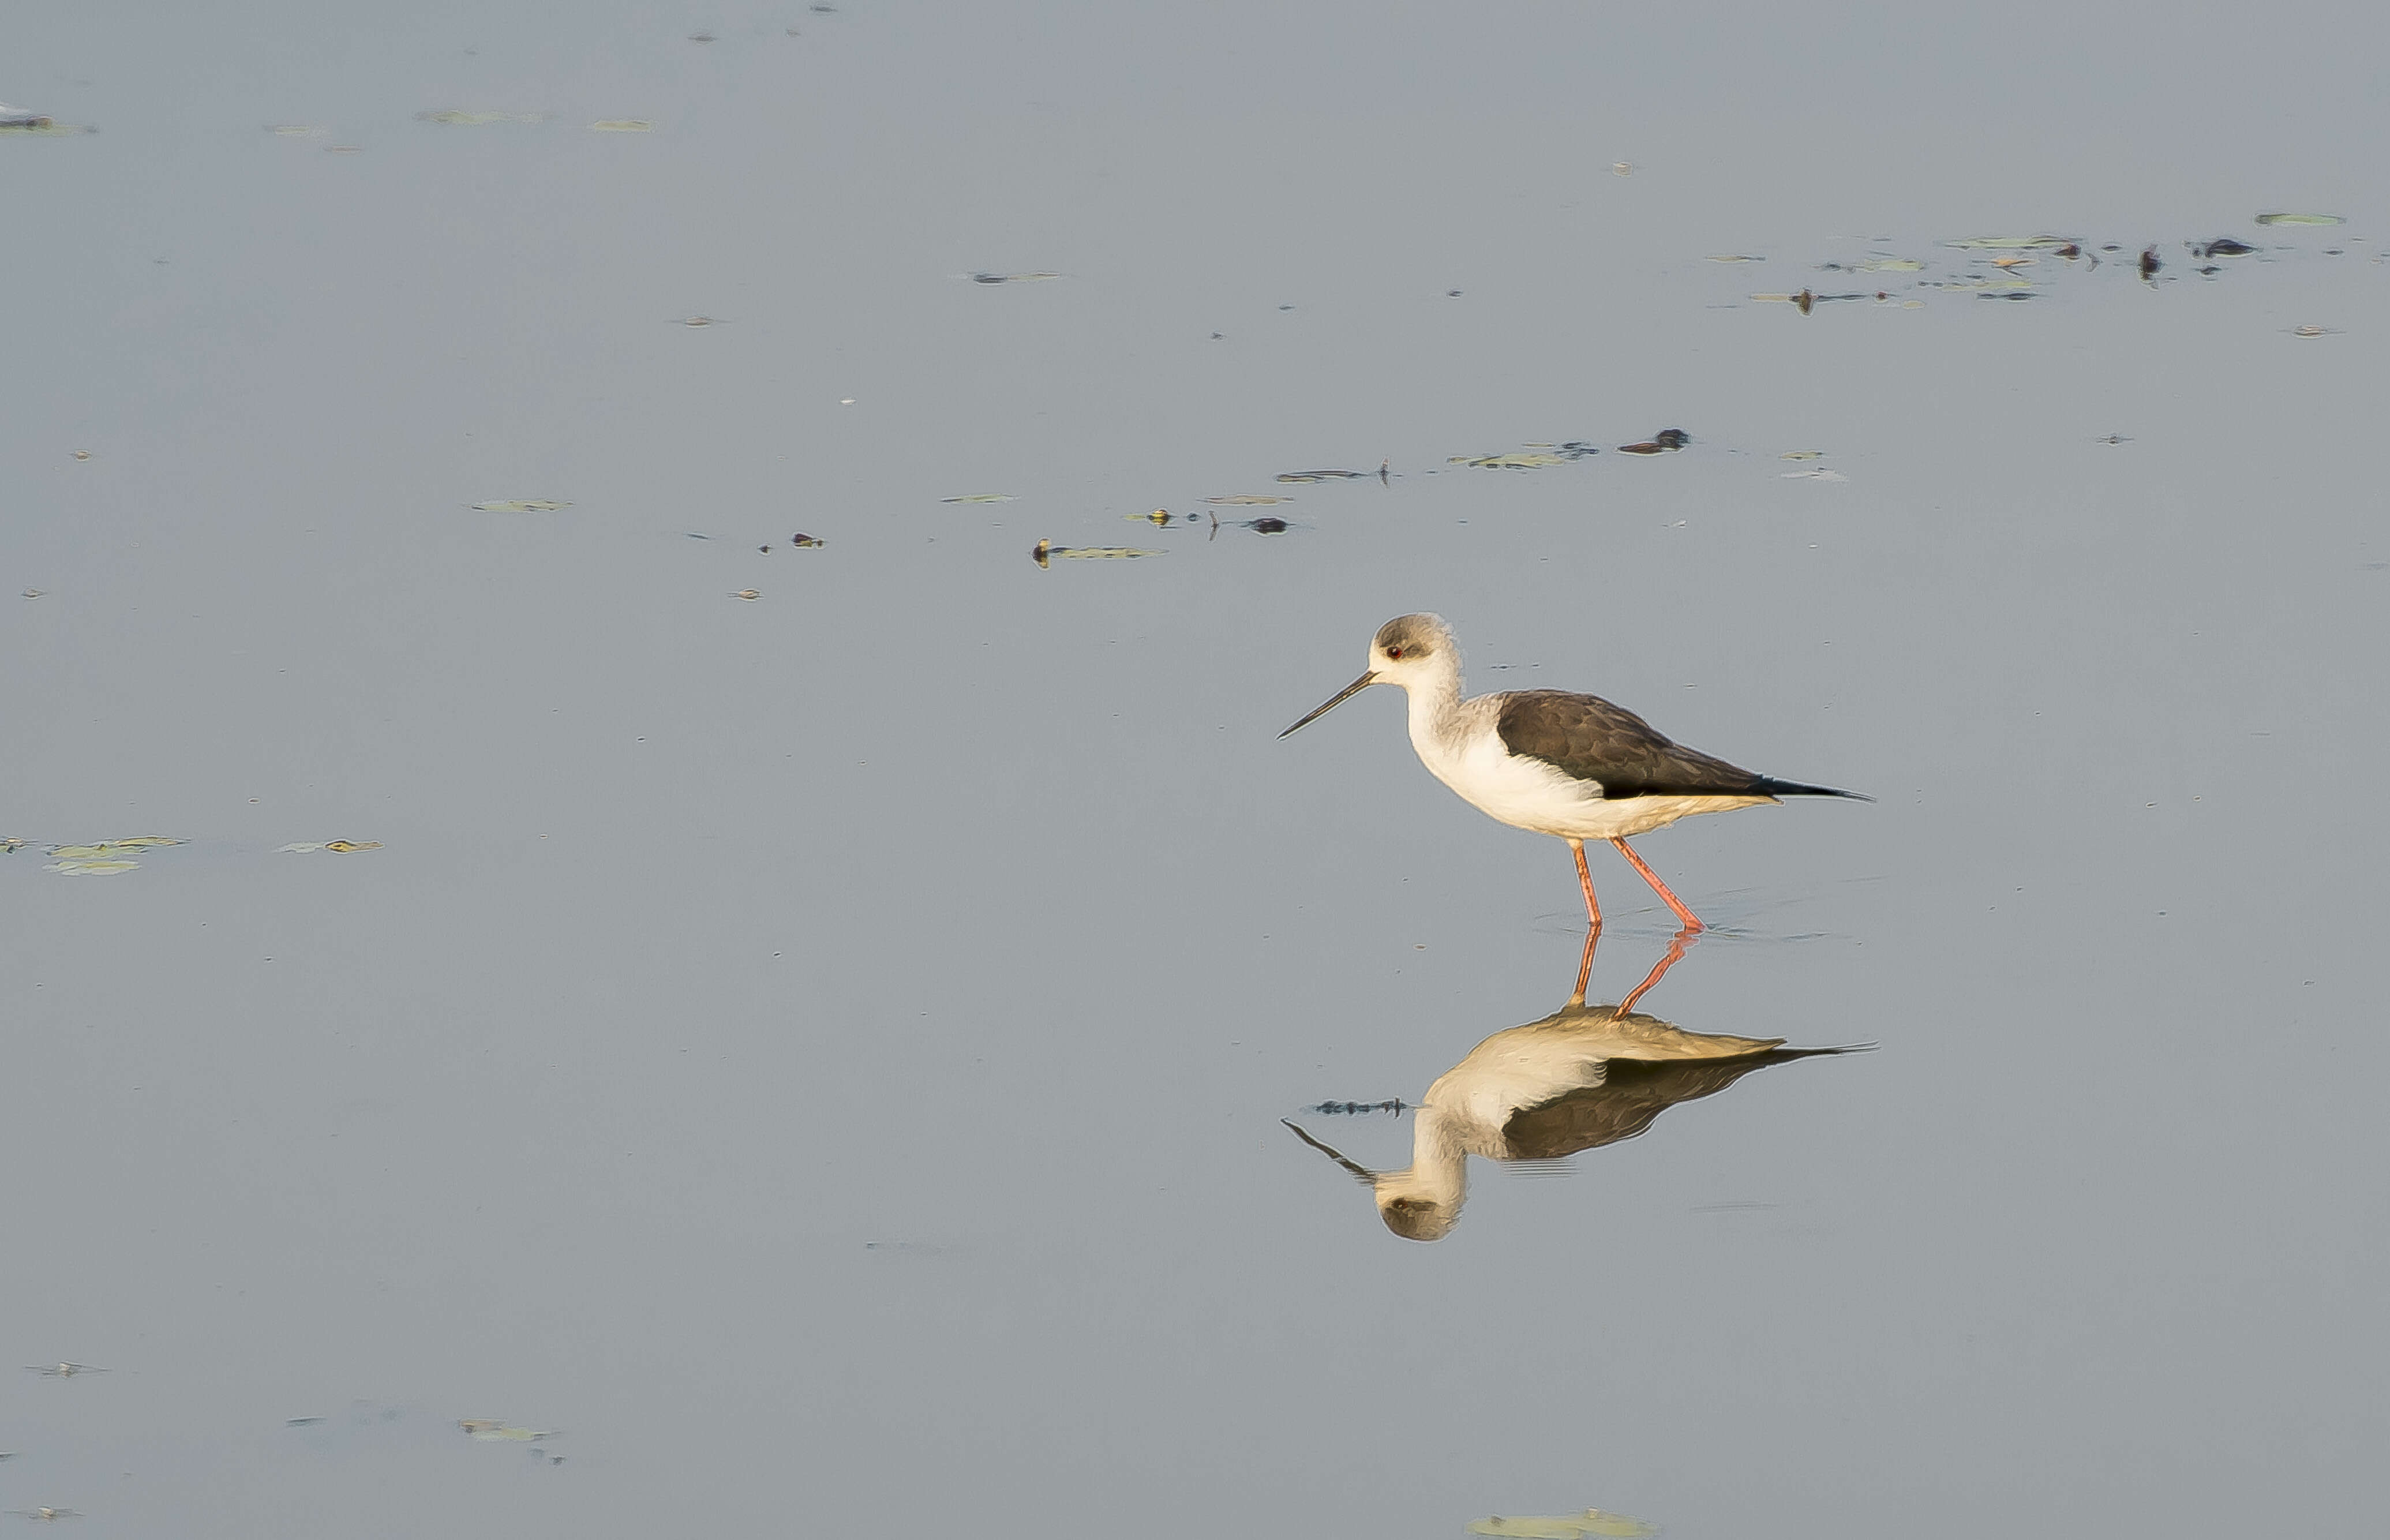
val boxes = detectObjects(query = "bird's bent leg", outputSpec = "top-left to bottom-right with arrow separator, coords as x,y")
1569,839 -> 1604,931
1568,926 -> 1600,1008
1610,837 -> 1705,931
1615,927 -> 1698,1018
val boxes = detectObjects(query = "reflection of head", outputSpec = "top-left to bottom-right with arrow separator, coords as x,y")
1283,1119 -> 1467,1243
1378,1187 -> 1458,1242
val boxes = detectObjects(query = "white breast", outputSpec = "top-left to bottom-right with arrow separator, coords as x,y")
1409,701 -> 1602,836
1407,696 -> 1769,840
1422,1028 -> 1611,1156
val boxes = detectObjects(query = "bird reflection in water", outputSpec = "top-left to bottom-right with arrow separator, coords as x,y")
1286,931 -> 1861,1241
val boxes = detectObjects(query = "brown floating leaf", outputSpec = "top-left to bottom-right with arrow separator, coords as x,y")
1945,235 -> 2071,250
417,110 -> 544,126
1031,539 -> 1162,567
1467,1509 -> 1659,1538
47,838 -> 184,874
1450,452 -> 1568,469
459,1419 -> 558,1441
0,115 -> 94,136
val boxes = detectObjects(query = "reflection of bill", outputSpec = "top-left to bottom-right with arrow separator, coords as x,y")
1284,936 -> 1863,1242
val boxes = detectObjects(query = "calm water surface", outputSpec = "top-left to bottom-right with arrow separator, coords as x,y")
5,3 -> 2386,1535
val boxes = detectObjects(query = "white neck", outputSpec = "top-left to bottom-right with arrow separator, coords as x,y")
1393,650 -> 1472,787
1376,1105 -> 1470,1211
1396,647 -> 1467,745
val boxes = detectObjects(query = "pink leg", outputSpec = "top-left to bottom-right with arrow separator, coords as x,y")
1569,839 -> 1605,930
1615,928 -> 1697,1018
1610,837 -> 1705,932
1568,926 -> 1600,1007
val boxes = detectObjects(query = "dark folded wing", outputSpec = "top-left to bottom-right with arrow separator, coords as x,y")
1500,1054 -> 1810,1160
1495,690 -> 1782,799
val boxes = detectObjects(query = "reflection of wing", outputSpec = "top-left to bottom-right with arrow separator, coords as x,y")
1501,1050 -> 1833,1160
1535,1003 -> 1785,1059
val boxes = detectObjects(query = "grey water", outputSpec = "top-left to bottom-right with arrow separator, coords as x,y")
5,2 -> 2386,1535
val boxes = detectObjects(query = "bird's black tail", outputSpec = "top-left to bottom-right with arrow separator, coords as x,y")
1754,778 -> 1873,801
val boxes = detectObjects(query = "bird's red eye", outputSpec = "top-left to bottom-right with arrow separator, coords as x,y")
1387,646 -> 1404,659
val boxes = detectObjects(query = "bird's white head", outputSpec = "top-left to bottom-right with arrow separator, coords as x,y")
1280,612 -> 1460,737
1369,612 -> 1457,685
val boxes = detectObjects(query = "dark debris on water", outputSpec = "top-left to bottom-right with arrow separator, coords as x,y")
1203,511 -> 1295,539
1728,212 -> 2354,317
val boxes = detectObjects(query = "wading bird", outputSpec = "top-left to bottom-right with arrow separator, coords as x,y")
1282,613 -> 1864,930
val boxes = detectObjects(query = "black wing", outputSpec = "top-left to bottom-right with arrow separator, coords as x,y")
1501,1051 -> 1825,1161
1495,690 -> 1861,800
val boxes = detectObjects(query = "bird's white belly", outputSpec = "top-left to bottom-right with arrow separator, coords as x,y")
1414,724 -> 1769,840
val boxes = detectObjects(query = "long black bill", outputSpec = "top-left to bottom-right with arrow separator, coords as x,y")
1281,1120 -> 1378,1187
1278,672 -> 1377,738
